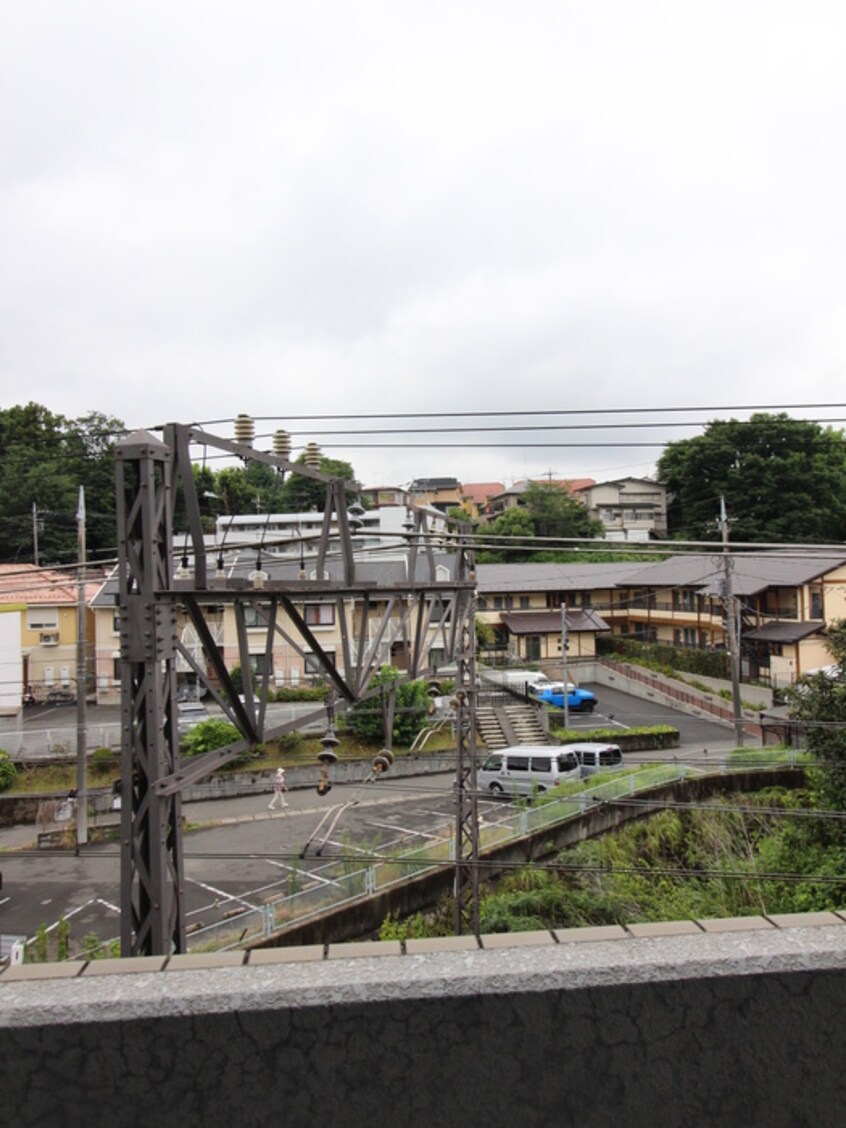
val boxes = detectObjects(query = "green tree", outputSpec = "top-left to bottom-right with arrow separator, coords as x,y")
0,403 -> 124,563
277,455 -> 359,513
657,414 -> 846,542
522,481 -> 605,540
348,666 -> 430,746
477,507 -> 535,562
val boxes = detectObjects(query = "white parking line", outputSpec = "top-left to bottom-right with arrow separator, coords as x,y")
186,877 -> 260,913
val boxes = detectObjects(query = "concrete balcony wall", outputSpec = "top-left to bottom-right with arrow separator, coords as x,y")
2,918 -> 846,1126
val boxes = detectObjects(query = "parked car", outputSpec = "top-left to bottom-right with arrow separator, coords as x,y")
567,742 -> 624,776
177,701 -> 207,737
46,687 -> 76,706
478,746 -> 580,797
531,681 -> 598,713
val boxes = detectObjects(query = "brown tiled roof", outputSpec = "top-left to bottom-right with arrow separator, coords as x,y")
461,483 -> 505,504
499,609 -> 610,634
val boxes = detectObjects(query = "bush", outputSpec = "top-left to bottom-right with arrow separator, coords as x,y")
598,635 -> 731,680
90,747 -> 117,773
273,685 -> 330,703
181,719 -> 256,766
0,749 -> 17,792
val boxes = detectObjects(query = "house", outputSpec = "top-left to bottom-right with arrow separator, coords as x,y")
574,477 -> 668,541
476,562 -> 635,674
407,478 -> 463,514
359,486 -> 410,509
0,563 -> 98,705
608,552 -> 846,686
486,478 -> 596,518
459,482 -> 504,520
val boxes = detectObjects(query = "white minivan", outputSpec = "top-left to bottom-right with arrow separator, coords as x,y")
478,746 -> 580,797
567,742 -> 624,776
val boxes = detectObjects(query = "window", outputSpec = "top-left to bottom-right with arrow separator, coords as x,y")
506,756 -> 529,771
525,635 -> 541,662
243,604 -> 268,628
477,596 -> 488,610
305,650 -> 335,674
519,596 -> 530,609
250,653 -> 273,677
482,755 -> 502,771
558,752 -> 578,772
810,587 -> 823,619
304,604 -> 335,627
27,607 -> 58,630
493,596 -> 503,610
112,610 -> 121,633
112,655 -> 121,680
530,756 -> 552,773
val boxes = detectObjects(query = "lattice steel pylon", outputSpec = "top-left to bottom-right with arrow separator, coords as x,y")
115,421 -> 478,955
453,575 -> 480,937
116,430 -> 185,956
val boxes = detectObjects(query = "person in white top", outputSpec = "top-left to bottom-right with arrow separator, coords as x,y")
268,766 -> 288,810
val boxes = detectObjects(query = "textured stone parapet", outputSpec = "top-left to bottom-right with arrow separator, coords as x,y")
2,917 -> 846,1125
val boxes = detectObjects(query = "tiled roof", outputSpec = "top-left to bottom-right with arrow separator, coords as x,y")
744,621 -> 827,642
477,562 -> 644,592
499,609 -> 610,634
622,553 -> 846,597
0,563 -> 100,605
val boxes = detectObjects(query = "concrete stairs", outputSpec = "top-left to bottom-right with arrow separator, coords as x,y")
475,701 -> 549,749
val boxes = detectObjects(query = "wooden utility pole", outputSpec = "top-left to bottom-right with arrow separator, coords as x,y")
720,497 -> 745,747
76,486 -> 88,846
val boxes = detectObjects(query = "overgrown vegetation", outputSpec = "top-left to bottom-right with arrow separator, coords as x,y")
382,784 -> 846,939
0,749 -> 17,791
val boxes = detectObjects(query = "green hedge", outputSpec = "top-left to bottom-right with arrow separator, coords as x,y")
597,635 -> 731,680
551,724 -> 680,752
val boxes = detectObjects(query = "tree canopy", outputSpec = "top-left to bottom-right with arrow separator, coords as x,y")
657,413 -> 846,542
477,483 -> 604,562
0,403 -> 125,564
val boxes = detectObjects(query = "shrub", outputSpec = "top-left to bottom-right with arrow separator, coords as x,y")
273,685 -> 330,703
90,747 -> 117,773
0,749 -> 17,792
181,719 -> 256,765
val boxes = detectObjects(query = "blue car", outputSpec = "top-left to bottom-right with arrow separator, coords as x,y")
532,681 -> 597,713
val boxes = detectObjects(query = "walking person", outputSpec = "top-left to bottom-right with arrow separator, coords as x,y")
268,767 -> 288,810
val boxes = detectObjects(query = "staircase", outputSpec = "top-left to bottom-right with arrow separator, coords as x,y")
475,697 -> 549,750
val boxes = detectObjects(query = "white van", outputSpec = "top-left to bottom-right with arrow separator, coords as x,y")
567,742 -> 624,776
478,746 -> 580,797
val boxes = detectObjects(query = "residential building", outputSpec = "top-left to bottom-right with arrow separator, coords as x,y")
0,563 -> 98,706
359,486 -> 409,509
574,477 -> 668,541
407,477 -> 463,514
459,482 -> 504,519
90,550 -> 460,705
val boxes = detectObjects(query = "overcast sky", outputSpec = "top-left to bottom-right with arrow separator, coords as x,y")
3,1 -> 846,490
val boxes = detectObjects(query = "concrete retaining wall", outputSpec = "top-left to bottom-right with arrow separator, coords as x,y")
2,918 -> 846,1126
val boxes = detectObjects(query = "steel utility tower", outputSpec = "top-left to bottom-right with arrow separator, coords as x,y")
116,421 -> 479,955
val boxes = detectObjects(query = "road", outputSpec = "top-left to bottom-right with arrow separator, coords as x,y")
0,684 -> 737,949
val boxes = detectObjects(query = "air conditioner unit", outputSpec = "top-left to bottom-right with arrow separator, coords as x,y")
40,632 -> 59,646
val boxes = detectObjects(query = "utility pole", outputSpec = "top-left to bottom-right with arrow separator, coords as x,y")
32,502 -> 39,566
561,604 -> 570,730
76,486 -> 88,846
720,496 -> 745,747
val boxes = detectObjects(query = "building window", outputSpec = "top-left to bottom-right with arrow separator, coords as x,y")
493,596 -> 503,610
250,653 -> 273,677
477,595 -> 488,610
112,656 -> 121,680
112,610 -> 121,633
305,650 -> 335,674
304,604 -> 335,627
810,587 -> 823,619
519,596 -> 530,609
27,607 -> 58,631
243,604 -> 268,628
